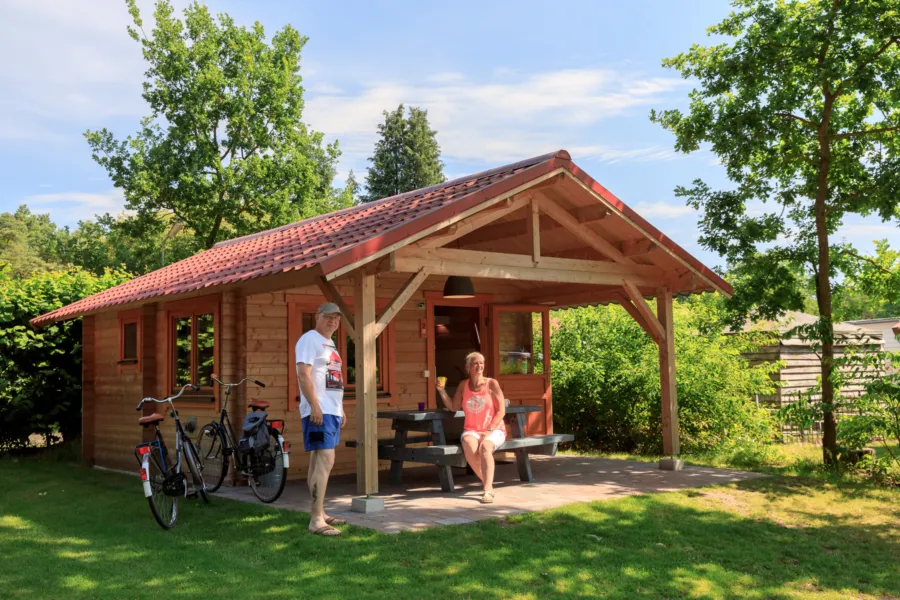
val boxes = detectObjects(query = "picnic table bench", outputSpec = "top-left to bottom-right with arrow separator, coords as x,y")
346,405 -> 574,492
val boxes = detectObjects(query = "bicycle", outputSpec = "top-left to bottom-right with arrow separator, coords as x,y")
195,376 -> 290,503
134,384 -> 210,530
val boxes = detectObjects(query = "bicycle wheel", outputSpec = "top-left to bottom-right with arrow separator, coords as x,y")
146,438 -> 178,529
248,442 -> 287,503
196,423 -> 228,492
184,438 -> 210,504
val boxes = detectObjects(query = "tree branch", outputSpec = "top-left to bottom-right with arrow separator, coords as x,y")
775,113 -> 818,128
835,246 -> 896,275
834,36 -> 900,97
831,124 -> 900,140
825,184 -> 879,216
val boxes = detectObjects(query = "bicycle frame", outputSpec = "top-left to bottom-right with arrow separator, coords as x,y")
135,385 -> 196,498
209,376 -> 290,474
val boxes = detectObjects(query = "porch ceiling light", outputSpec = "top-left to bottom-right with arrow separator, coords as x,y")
442,276 -> 475,299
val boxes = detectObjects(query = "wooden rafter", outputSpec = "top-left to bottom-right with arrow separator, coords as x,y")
315,275 -> 356,338
621,280 -> 665,344
416,195 -> 531,249
375,267 -> 429,336
540,197 -> 633,265
394,247 -> 664,287
619,239 -> 655,257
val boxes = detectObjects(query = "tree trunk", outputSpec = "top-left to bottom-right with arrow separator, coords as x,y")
205,213 -> 224,249
816,97 -> 838,466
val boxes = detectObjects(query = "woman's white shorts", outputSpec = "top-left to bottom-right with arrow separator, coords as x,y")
462,429 -> 506,448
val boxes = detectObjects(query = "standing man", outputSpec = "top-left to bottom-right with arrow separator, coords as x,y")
296,302 -> 347,536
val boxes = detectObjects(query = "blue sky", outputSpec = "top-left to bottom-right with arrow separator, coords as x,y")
1,0 -> 897,270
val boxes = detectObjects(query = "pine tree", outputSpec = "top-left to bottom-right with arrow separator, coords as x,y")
363,105 -> 445,201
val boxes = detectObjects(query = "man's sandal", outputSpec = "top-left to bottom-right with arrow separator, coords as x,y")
310,525 -> 342,536
481,491 -> 495,504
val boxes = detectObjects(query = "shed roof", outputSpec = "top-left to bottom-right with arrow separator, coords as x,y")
32,150 -> 732,327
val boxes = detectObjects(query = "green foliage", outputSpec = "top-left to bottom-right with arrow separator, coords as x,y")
0,266 -> 131,450
86,0 -> 340,250
364,104 -> 445,201
651,0 -> 900,462
551,295 -> 780,454
0,206 -> 68,277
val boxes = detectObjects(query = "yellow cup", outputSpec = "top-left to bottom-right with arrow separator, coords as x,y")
436,376 -> 447,387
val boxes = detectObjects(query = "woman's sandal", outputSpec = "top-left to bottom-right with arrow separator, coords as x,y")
325,516 -> 347,526
481,491 -> 495,504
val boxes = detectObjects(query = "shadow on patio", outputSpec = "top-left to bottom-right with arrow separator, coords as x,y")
214,455 -> 766,533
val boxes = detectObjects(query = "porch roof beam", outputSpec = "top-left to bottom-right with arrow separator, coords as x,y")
393,247 -> 664,288
416,195 -> 531,249
540,197 -> 633,265
375,267 -> 429,336
621,280 -> 665,344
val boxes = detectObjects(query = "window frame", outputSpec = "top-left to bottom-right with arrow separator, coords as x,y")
490,304 -> 551,379
117,309 -> 142,372
164,295 -> 220,408
287,294 -> 396,412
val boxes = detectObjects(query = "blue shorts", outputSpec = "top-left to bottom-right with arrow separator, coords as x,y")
302,415 -> 342,451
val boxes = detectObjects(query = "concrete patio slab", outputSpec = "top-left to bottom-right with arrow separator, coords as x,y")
214,455 -> 766,534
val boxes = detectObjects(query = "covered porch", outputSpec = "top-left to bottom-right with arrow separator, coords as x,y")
214,454 -> 764,533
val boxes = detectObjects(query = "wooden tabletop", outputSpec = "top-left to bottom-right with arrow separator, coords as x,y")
377,404 -> 541,421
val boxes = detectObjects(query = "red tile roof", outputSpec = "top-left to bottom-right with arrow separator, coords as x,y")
32,150 -> 732,327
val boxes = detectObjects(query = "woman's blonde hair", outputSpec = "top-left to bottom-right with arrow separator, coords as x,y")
465,352 -> 485,371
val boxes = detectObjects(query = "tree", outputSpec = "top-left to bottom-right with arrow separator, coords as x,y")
85,0 -> 341,250
364,105 -> 445,201
651,0 -> 900,464
0,206 -> 68,277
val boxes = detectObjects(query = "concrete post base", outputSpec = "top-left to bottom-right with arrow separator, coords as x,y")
351,496 -> 385,513
659,458 -> 684,471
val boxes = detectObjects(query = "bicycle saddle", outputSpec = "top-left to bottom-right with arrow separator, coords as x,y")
138,413 -> 165,425
248,400 -> 270,409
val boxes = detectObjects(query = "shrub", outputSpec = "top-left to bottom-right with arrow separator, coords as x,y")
0,266 -> 131,450
551,294 -> 779,454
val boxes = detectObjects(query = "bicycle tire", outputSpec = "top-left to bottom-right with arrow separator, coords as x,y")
184,438 -> 210,504
196,423 -> 229,492
248,442 -> 287,503
147,436 -> 178,529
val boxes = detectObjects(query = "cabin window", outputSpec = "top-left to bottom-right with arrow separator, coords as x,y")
166,296 -> 219,402
117,309 -> 141,370
287,295 -> 396,411
497,311 -> 545,375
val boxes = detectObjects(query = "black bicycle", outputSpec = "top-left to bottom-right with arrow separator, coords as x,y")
196,376 -> 289,503
134,384 -> 210,530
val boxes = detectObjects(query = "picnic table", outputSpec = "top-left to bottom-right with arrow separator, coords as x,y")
348,405 -> 574,492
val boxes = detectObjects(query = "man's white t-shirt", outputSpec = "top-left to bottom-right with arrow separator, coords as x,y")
295,329 -> 344,418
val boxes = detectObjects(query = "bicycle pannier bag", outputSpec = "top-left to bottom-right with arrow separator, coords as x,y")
238,411 -> 271,455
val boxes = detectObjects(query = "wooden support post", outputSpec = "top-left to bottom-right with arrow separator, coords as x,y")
81,315 -> 96,465
354,271 -> 379,495
622,280 -> 665,344
530,197 -> 540,263
657,288 -> 679,457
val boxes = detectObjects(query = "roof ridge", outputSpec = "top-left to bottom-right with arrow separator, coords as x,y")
213,150 -> 568,249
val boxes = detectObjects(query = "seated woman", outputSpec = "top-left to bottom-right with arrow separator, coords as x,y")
436,351 -> 506,503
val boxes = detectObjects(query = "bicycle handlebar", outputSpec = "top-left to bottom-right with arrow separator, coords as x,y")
136,384 -> 200,411
209,375 -> 266,389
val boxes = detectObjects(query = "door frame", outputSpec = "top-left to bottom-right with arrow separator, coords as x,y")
424,291 -> 493,409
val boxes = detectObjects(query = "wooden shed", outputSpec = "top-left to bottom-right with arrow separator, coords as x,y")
33,150 -> 732,495
738,311 -> 884,438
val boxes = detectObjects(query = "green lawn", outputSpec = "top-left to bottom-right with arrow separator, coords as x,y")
1,458 -> 898,600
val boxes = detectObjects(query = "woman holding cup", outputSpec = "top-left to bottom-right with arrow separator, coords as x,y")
435,352 -> 506,503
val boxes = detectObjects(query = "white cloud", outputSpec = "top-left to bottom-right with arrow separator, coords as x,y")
304,68 -> 687,167
23,189 -> 127,224
0,0 -> 186,142
630,202 -> 696,218
836,223 -> 899,241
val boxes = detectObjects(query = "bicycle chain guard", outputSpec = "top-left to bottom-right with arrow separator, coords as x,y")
162,472 -> 187,497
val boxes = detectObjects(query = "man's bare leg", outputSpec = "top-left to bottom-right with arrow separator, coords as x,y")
307,448 -> 335,531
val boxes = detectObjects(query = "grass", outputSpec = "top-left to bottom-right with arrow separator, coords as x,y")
1,457 -> 899,599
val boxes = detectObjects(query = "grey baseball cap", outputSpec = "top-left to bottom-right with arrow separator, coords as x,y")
317,302 -> 342,315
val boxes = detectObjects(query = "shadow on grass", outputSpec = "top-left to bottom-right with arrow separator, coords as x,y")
0,460 -> 898,599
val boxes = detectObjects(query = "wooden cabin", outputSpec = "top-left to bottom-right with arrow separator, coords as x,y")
33,150 -> 732,494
